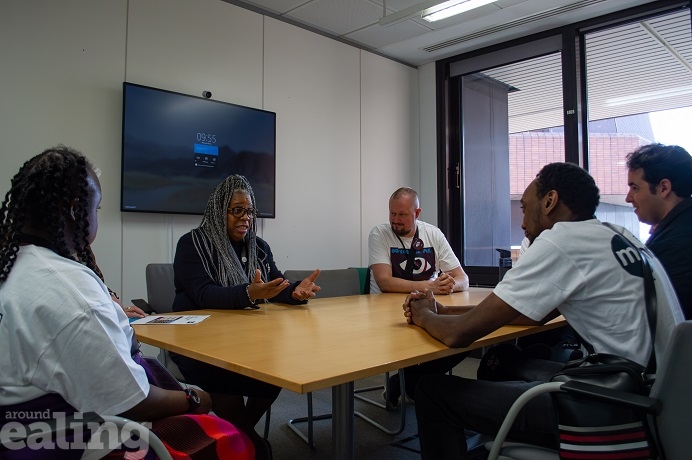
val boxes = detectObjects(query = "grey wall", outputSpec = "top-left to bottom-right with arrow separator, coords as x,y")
0,0 -> 423,304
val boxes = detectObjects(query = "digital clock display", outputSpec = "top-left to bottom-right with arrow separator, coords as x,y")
196,132 -> 217,144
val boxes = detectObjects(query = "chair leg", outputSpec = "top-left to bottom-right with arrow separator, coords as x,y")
263,405 -> 271,440
354,369 -> 407,435
287,371 -> 408,447
286,392 -> 332,449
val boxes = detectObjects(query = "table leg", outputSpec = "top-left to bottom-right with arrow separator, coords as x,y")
332,381 -> 355,460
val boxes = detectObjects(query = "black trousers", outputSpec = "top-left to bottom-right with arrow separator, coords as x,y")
402,352 -> 468,399
415,374 -> 559,459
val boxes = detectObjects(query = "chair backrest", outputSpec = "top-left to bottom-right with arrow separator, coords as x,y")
348,267 -> 371,294
283,268 -> 361,299
648,320 -> 692,458
145,263 -> 176,313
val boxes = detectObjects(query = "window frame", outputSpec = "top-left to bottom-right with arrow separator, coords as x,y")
436,0 -> 691,286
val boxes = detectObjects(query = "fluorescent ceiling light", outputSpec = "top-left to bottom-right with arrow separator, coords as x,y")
379,0 -> 452,27
422,0 -> 497,22
605,85 -> 692,107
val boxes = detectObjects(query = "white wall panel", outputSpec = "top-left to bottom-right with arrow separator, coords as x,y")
418,62 -> 438,223
125,0 -> 264,108
263,18 -> 362,271
121,0 -> 265,301
0,0 -> 126,292
360,51 -> 419,264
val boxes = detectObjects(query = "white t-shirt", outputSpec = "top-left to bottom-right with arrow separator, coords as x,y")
494,220 -> 682,367
0,245 -> 149,415
368,221 -> 461,294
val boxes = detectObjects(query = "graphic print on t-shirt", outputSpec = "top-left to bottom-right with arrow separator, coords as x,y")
390,247 -> 437,281
610,233 -> 644,278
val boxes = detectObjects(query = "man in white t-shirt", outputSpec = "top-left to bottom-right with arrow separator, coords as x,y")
405,163 -> 683,459
369,187 -> 469,295
368,187 -> 470,406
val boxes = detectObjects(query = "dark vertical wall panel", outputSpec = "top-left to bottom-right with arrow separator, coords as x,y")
461,75 -> 511,266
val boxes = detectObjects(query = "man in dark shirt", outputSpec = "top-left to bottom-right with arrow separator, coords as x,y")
626,143 -> 692,319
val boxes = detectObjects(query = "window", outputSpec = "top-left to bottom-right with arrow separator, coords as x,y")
585,9 -> 692,241
438,3 -> 691,285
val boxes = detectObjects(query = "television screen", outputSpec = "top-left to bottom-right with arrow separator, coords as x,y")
121,82 -> 276,217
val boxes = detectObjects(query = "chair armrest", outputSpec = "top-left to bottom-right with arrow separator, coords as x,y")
83,415 -> 173,460
560,380 -> 661,414
488,382 -> 564,460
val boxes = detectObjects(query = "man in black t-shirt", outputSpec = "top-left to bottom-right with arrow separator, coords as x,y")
626,143 -> 692,319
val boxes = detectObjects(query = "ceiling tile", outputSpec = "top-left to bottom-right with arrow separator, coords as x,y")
346,17 -> 431,50
233,0 -> 309,15
286,0 -> 383,36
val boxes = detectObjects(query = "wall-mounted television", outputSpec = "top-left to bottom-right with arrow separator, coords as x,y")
121,82 -> 276,217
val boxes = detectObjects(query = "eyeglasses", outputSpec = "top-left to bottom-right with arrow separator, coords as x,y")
227,207 -> 258,219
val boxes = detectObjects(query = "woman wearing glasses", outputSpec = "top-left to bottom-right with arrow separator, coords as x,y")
171,174 -> 320,459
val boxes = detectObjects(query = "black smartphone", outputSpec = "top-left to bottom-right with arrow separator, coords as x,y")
130,298 -> 154,314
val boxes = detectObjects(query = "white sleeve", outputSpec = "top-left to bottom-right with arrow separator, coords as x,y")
368,226 -> 393,267
35,303 -> 150,415
493,237 -> 586,321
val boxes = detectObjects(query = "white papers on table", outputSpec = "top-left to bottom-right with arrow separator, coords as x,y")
131,315 -> 210,325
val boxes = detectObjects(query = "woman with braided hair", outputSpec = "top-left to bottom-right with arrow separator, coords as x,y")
171,174 -> 321,458
0,146 -> 254,459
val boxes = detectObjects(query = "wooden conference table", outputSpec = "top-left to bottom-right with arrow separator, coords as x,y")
133,288 -> 565,460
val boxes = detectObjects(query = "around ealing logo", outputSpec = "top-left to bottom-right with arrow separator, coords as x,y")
0,411 -> 152,453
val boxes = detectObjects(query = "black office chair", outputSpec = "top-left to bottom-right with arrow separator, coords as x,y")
285,267 -> 407,448
283,268 -> 361,447
134,263 -> 186,381
349,266 -> 408,436
486,321 -> 692,460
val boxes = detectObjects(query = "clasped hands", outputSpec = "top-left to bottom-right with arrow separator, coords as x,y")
403,289 -> 440,325
246,268 -> 321,303
429,271 -> 455,295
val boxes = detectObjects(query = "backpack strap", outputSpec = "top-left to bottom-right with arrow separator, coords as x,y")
601,223 -> 657,376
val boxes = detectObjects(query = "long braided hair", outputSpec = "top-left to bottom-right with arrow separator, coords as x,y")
190,175 -> 266,286
0,145 -> 101,284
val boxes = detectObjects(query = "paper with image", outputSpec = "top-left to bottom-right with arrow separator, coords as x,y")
132,315 -> 209,325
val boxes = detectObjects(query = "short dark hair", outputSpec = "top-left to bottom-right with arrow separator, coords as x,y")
625,143 -> 692,197
535,162 -> 600,220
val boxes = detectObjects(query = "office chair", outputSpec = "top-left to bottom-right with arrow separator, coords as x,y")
136,263 -> 186,382
1,411 -> 173,460
348,266 -> 408,433
138,263 -> 272,439
284,267 -> 407,448
284,268 -> 361,447
486,320 -> 692,460
349,266 -> 371,295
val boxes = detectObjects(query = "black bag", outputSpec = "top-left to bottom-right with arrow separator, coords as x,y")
549,354 -> 654,459
477,339 -> 582,382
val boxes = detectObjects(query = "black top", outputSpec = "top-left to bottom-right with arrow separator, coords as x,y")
646,198 -> 692,320
172,232 -> 304,311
